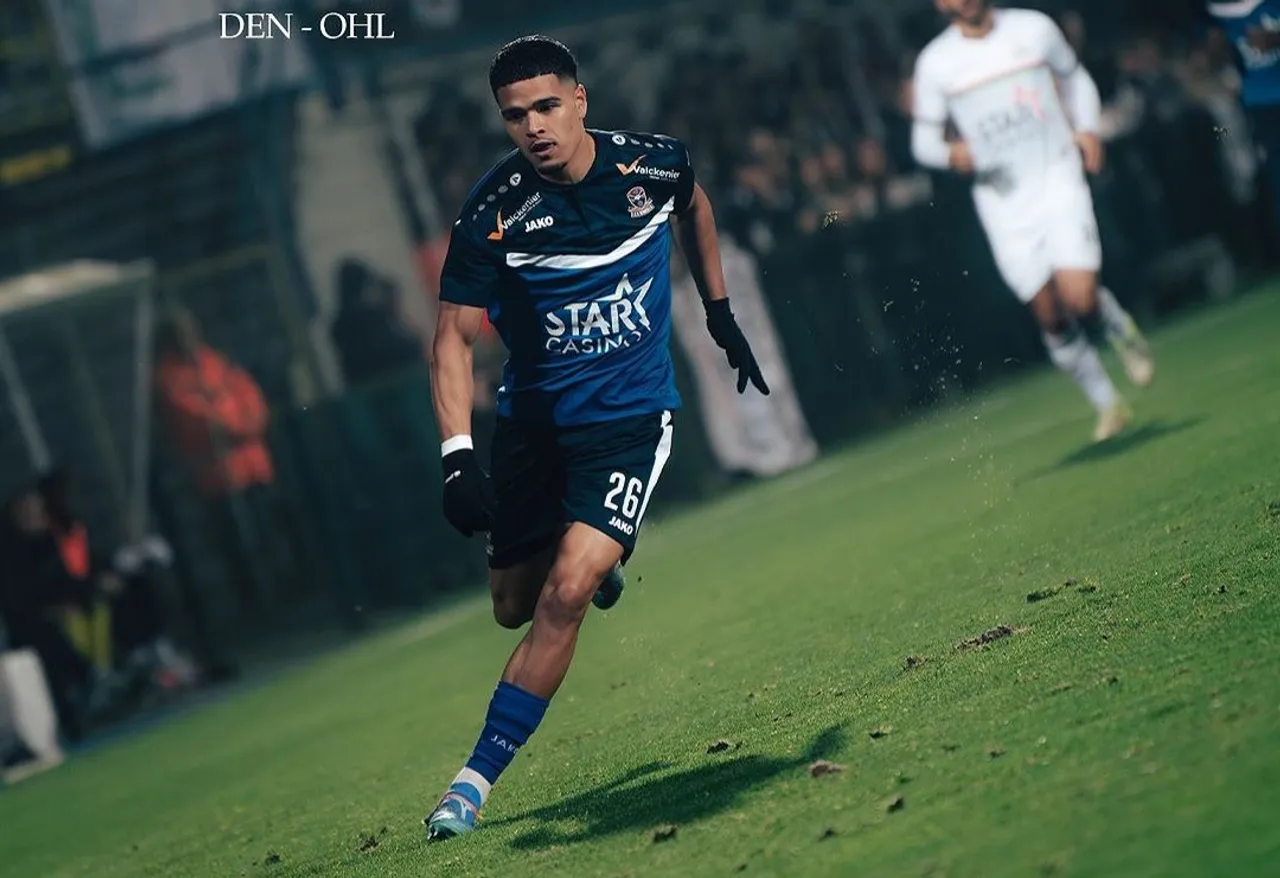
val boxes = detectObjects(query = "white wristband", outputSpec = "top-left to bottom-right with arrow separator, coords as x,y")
441,434 -> 474,457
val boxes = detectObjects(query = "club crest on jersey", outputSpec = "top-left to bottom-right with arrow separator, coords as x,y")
626,185 -> 655,218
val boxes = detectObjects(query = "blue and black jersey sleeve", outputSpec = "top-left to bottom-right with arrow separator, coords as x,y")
655,133 -> 696,214
439,223 -> 500,309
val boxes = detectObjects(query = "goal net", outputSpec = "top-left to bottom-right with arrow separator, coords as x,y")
0,260 -> 157,547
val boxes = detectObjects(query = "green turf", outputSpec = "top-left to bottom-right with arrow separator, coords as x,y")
3,290 -> 1279,878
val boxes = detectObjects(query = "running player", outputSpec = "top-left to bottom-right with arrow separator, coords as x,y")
911,0 -> 1155,442
424,35 -> 770,839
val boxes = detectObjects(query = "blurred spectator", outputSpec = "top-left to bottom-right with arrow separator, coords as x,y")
329,257 -> 447,604
331,258 -> 425,384
37,469 -> 196,693
153,306 -> 300,614
0,488 -> 98,741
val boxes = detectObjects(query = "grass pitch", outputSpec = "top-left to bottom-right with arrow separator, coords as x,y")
2,290 -> 1279,878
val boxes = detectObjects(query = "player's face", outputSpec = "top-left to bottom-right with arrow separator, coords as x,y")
496,74 -> 587,174
935,0 -> 989,26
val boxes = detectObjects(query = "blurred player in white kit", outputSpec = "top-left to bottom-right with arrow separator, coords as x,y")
911,0 -> 1155,442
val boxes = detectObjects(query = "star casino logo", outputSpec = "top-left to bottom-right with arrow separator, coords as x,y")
542,273 -> 654,355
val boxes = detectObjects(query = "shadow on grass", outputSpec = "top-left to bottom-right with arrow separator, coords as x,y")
487,723 -> 848,850
1020,416 -> 1206,484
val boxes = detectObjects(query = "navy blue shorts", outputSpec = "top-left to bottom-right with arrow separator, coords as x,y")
485,410 -> 674,570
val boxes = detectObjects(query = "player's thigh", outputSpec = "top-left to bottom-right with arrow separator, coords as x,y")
1046,176 -> 1102,312
982,217 -> 1052,306
487,416 -> 564,576
560,410 -> 674,565
488,543 -> 556,628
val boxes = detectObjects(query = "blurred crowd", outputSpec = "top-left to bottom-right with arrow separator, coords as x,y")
410,4 -> 1276,436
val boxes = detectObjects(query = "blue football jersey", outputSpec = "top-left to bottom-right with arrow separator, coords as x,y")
1208,0 -> 1280,106
439,129 -> 695,426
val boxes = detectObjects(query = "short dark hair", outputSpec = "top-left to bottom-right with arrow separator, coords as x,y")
489,35 -> 577,95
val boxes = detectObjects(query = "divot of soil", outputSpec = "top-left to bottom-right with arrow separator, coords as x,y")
957,625 -> 1019,650
809,760 -> 846,777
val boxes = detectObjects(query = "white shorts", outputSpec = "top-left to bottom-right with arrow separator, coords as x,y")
974,167 -> 1102,304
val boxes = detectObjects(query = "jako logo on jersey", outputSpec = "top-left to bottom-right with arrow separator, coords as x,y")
487,192 -> 543,241
608,516 -> 635,536
543,272 -> 653,355
524,215 -> 554,233
626,186 -> 655,218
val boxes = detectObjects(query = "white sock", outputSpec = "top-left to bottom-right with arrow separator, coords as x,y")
449,767 -> 492,807
1095,286 -> 1135,343
1044,330 -> 1119,411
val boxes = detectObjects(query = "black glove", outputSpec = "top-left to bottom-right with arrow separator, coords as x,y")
441,447 -> 494,537
704,297 -> 770,395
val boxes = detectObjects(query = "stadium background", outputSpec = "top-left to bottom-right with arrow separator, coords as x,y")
0,0 -> 1274,685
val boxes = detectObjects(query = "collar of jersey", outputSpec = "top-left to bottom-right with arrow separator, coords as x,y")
519,129 -> 606,191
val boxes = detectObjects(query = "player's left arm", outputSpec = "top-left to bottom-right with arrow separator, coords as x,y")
671,174 -> 770,396
1040,13 -> 1104,174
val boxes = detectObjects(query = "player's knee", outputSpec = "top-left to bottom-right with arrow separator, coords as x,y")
1055,275 -> 1098,315
492,597 -> 532,630
488,567 -> 538,629
537,563 -> 601,627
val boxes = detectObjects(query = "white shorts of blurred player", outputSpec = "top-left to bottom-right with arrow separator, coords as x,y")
973,163 -> 1102,304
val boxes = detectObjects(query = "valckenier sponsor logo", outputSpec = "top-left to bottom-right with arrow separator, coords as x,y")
616,154 -> 682,182
487,192 -> 543,241
543,273 -> 653,355
630,165 -> 680,181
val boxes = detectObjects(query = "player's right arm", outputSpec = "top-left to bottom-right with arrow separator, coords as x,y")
430,222 -> 499,537
909,50 -> 972,173
431,301 -> 483,445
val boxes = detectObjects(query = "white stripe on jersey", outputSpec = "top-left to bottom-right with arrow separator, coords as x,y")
505,199 -> 674,270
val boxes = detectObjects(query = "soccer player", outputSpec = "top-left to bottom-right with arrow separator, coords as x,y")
1205,0 -> 1280,231
423,35 -> 770,839
911,1 -> 1155,442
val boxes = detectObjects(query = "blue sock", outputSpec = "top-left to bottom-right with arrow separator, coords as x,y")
450,681 -> 548,808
